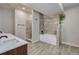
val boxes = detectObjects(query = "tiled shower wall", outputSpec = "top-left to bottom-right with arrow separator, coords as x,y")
39,13 -> 44,34
40,15 -> 59,35
44,15 -> 59,35
26,14 -> 32,39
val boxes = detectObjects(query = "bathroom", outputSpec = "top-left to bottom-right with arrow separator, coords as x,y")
0,3 -> 60,55
0,3 -> 59,54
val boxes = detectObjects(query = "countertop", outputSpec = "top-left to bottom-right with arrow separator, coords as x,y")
0,33 -> 28,54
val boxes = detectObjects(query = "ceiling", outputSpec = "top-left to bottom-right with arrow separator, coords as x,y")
0,3 -> 32,14
23,3 -> 79,17
63,3 -> 79,10
0,3 -> 79,17
23,3 -> 62,17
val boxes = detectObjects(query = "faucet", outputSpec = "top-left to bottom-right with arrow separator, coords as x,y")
0,35 -> 8,39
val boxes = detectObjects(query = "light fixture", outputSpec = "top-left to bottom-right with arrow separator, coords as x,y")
22,7 -> 26,10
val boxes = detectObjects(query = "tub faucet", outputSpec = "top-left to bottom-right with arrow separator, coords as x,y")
41,31 -> 44,34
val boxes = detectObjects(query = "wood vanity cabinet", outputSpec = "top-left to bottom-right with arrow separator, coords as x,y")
0,44 -> 27,55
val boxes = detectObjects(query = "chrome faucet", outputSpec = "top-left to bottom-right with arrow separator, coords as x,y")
0,35 -> 8,39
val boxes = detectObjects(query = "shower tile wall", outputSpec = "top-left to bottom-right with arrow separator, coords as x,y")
39,13 -> 44,34
40,15 -> 59,35
44,16 -> 59,35
26,15 -> 32,39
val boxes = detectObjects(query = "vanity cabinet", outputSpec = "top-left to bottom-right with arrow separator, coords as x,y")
0,44 -> 27,55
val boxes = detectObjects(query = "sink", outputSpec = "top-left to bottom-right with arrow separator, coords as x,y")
0,33 -> 28,54
0,39 -> 20,50
0,39 -> 20,45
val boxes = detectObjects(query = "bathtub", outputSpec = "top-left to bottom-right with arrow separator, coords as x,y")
40,34 -> 57,45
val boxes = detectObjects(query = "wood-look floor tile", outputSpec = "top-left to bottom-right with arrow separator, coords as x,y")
28,41 -> 79,55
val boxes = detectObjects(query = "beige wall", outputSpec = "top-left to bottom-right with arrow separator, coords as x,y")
0,8 -> 14,34
61,6 -> 79,47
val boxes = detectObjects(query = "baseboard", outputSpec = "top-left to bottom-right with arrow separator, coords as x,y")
62,41 -> 79,47
32,40 -> 40,43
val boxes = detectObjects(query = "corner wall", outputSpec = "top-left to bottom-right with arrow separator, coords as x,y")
0,8 -> 14,34
61,6 -> 79,47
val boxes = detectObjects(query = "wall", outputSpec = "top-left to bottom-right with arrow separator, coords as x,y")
39,13 -> 44,34
61,6 -> 79,47
32,10 -> 40,43
39,15 -> 59,35
44,16 -> 59,35
26,14 -> 32,39
0,8 -> 14,34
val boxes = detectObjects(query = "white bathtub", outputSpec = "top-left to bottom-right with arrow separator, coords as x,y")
40,34 -> 57,45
